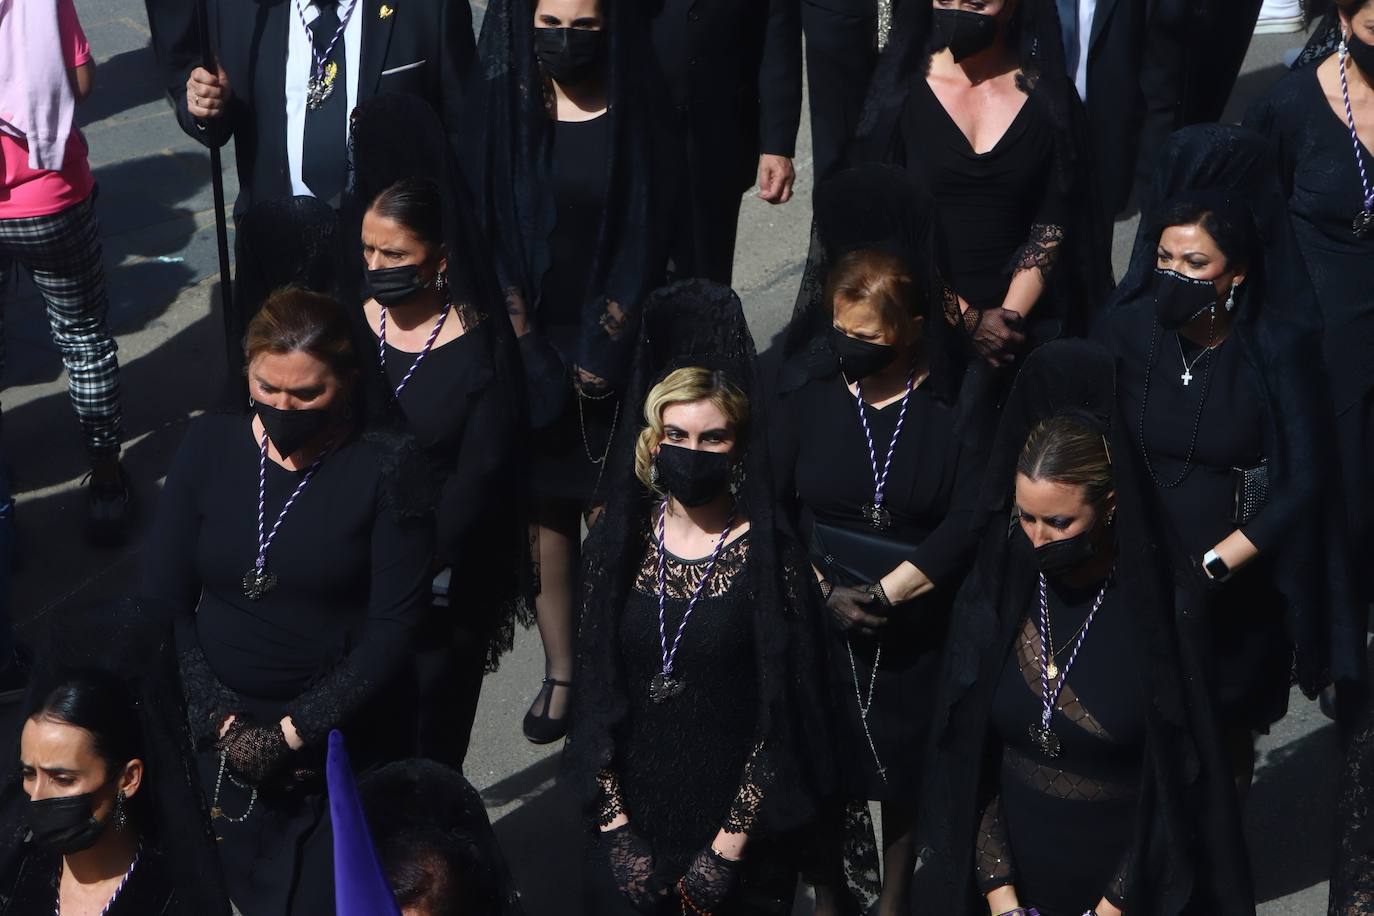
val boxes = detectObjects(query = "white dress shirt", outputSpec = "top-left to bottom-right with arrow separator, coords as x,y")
1072,0 -> 1095,102
286,0 -> 362,197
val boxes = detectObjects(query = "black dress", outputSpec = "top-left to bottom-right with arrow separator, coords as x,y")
977,577 -> 1147,916
897,77 -> 1067,325
590,533 -> 796,915
529,113 -> 622,504
1246,66 -> 1374,592
141,413 -> 431,916
773,370 -> 985,801
379,317 -> 520,765
2,848 -> 183,915
1097,304 -> 1290,731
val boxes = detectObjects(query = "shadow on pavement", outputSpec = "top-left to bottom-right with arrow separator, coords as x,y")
491,768 -> 586,915
77,46 -> 169,127
1246,721 -> 1341,903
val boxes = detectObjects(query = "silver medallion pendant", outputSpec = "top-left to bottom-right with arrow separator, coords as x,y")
1029,723 -> 1062,759
862,503 -> 893,530
306,64 -> 336,110
1355,210 -> 1374,238
242,566 -> 278,601
649,673 -> 685,703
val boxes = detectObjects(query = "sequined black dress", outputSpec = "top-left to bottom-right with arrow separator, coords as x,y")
590,533 -> 797,914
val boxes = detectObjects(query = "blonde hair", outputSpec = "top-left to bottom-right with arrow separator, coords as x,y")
1017,415 -> 1113,506
634,367 -> 750,495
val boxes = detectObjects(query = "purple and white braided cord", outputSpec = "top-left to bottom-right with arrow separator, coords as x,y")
1340,39 -> 1374,212
655,499 -> 735,679
255,430 -> 329,573
852,372 -> 916,513
379,303 -> 450,398
294,0 -> 357,81
1037,572 -> 1109,730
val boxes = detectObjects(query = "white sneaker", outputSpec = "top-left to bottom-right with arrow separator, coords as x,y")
1255,0 -> 1304,34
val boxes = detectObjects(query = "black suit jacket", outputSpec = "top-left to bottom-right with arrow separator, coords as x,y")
649,0 -> 802,195
163,0 -> 472,216
1085,0 -> 1146,214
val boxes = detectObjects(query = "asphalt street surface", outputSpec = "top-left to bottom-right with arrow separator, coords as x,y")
0,4 -> 1340,912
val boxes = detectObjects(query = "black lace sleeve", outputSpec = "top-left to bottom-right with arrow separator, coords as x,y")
723,742 -> 769,835
175,636 -> 244,749
974,794 -> 1016,894
1012,223 -> 1065,281
595,768 -> 628,829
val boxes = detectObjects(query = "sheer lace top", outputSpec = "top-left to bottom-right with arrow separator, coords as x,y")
596,532 -> 768,876
977,577 -> 1147,911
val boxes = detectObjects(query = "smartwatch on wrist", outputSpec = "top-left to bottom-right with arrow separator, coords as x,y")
1202,548 -> 1231,583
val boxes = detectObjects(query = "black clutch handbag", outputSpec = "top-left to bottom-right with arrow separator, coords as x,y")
1231,459 -> 1270,526
810,519 -> 918,589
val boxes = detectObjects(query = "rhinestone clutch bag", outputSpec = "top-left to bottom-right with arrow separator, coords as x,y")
1231,459 -> 1270,526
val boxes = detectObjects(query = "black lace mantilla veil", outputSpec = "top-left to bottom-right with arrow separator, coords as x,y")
563,279 -> 833,837
782,162 -> 969,409
917,339 -> 1255,914
347,92 -> 534,667
0,600 -> 232,915
1097,124 -> 1364,706
464,0 -> 671,395
839,0 -> 1111,339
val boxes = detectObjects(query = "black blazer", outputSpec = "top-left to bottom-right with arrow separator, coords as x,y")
1084,0 -> 1146,214
648,0 -> 802,195
167,0 -> 473,216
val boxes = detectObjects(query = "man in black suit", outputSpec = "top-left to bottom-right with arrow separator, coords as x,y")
149,0 -> 472,384
1058,0 -> 1147,216
176,0 -> 472,214
800,0 -> 880,183
650,0 -> 802,285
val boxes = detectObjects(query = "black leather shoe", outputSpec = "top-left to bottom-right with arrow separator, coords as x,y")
84,464 -> 133,546
522,677 -> 572,745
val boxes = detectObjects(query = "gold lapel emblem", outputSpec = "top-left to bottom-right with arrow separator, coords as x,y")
379,3 -> 394,18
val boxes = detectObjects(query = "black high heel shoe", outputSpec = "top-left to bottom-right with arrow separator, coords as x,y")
522,677 -> 572,744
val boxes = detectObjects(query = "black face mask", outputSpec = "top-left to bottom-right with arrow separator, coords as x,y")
1032,528 -> 1099,575
931,9 -> 999,62
365,265 -> 429,307
831,328 -> 897,382
655,444 -> 732,508
1348,31 -> 1374,79
1150,268 -> 1219,330
255,402 -> 334,458
534,28 -> 606,86
27,792 -> 109,855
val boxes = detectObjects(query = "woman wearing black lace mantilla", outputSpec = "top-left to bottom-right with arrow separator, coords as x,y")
850,0 -> 1111,368
564,281 -> 830,915
773,163 -> 995,916
140,290 -> 433,915
466,0 -> 683,745
918,340 -> 1255,916
1091,125 -> 1365,797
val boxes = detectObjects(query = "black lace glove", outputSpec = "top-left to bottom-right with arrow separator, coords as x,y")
969,308 -> 1026,366
600,823 -> 664,912
218,718 -> 293,785
826,585 -> 887,637
677,847 -> 742,913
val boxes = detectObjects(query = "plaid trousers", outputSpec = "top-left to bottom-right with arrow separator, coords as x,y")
0,195 -> 122,459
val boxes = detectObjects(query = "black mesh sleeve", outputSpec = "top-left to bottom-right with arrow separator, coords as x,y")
974,794 -> 1016,894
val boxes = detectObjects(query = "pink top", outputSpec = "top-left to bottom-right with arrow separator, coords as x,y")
0,0 -> 94,219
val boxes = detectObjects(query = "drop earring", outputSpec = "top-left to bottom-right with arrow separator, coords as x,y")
114,791 -> 127,832
1225,281 -> 1238,313
728,462 -> 745,496
649,457 -> 660,487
